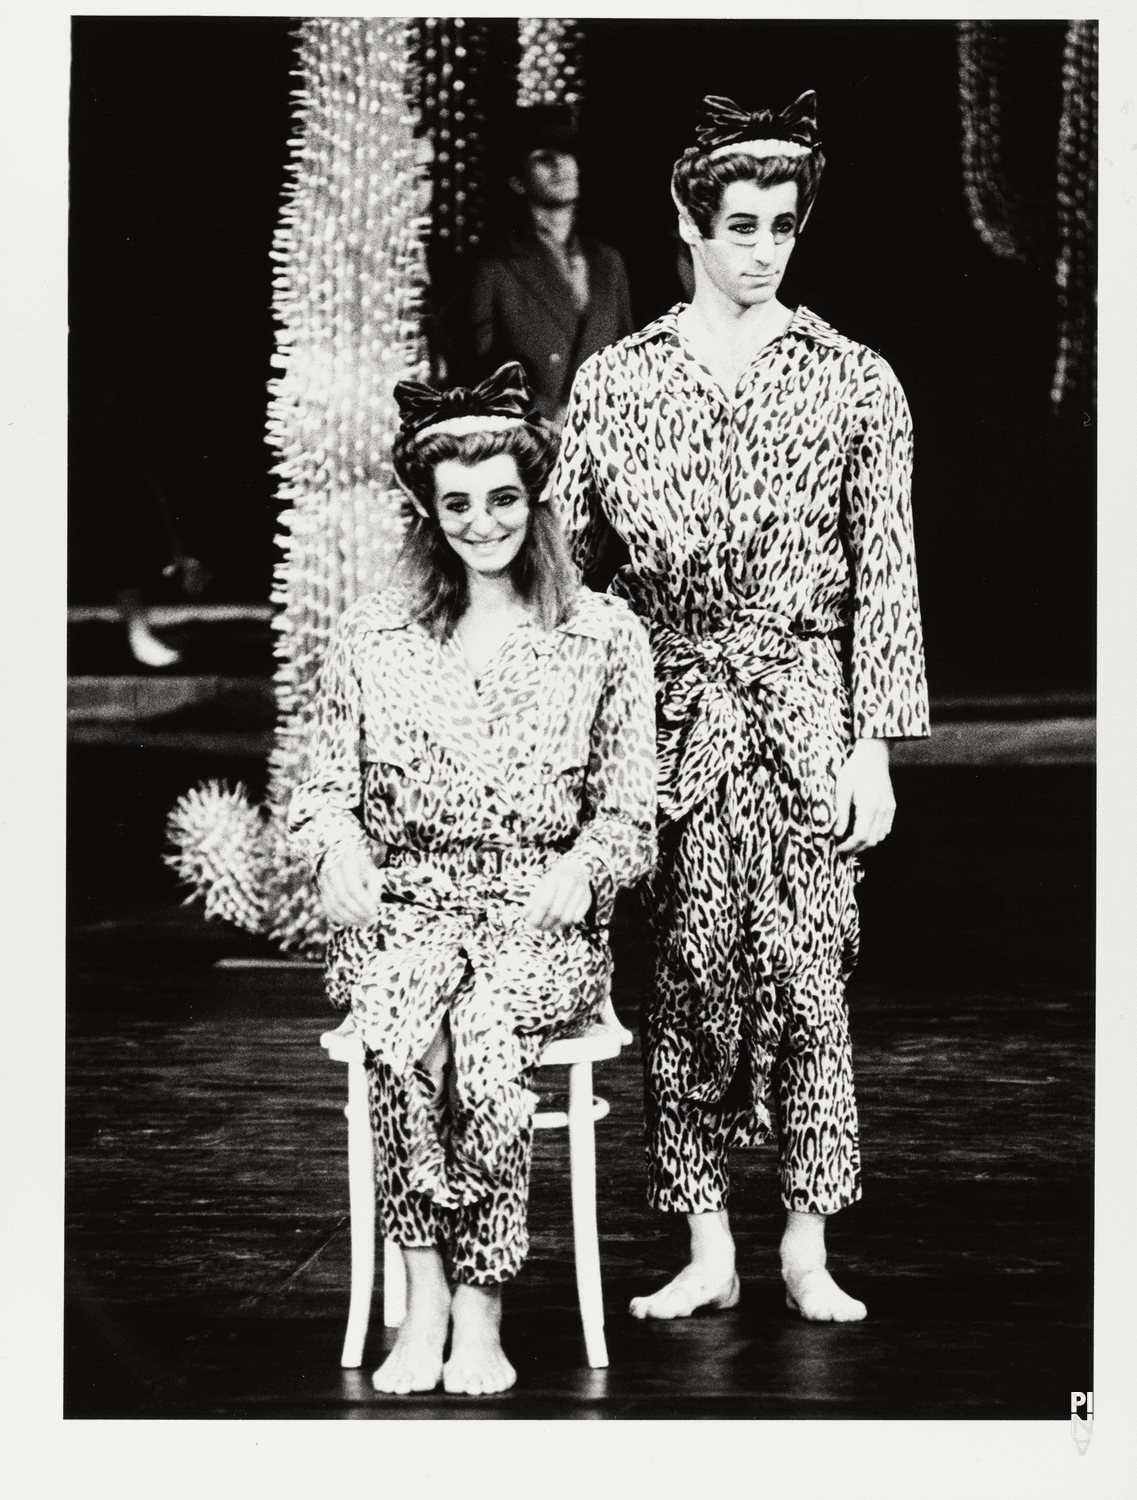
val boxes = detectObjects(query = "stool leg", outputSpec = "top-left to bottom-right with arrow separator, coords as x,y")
567,1060 -> 608,1368
383,1236 -> 407,1327
341,1056 -> 376,1368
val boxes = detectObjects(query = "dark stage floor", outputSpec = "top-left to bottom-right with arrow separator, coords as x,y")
65,744 -> 1094,1420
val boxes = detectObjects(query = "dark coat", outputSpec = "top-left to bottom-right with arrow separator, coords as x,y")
466,229 -> 635,422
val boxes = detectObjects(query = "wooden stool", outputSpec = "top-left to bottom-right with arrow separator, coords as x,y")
320,1015 -> 626,1370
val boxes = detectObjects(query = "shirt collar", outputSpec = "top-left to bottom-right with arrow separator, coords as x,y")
624,301 -> 842,352
526,596 -> 609,656
365,588 -> 607,650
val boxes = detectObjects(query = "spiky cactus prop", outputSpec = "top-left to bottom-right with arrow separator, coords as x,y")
167,17 -> 428,954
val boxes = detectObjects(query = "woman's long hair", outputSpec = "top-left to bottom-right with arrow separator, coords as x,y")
392,423 -> 579,641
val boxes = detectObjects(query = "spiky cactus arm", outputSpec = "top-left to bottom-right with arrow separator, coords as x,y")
165,782 -> 273,934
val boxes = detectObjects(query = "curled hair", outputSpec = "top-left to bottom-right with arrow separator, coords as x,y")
392,423 -> 579,641
671,145 -> 825,239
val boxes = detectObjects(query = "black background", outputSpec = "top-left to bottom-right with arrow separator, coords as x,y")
68,17 -> 1095,700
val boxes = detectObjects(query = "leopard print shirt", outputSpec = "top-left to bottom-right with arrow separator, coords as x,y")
288,584 -> 657,913
547,303 -> 930,752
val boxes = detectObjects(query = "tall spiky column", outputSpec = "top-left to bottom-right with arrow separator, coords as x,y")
266,17 -> 427,828
167,18 -> 428,954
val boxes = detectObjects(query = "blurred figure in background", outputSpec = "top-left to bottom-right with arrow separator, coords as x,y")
70,384 -> 210,667
465,105 -> 634,427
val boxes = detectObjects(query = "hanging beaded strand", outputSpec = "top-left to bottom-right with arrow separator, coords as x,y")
414,16 -> 490,267
1051,21 -> 1097,410
517,18 -> 583,108
957,20 -> 1029,262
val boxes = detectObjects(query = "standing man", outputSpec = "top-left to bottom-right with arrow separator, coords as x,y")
547,93 -> 929,1322
466,105 -> 634,427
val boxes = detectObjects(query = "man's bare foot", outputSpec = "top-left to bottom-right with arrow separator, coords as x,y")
782,1265 -> 867,1322
780,1209 -> 866,1322
630,1207 -> 738,1319
372,1248 -> 451,1393
629,1263 -> 740,1320
443,1284 -> 516,1395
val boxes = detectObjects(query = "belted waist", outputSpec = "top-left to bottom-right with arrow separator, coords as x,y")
384,842 -> 572,877
611,592 -> 846,825
378,842 -> 575,909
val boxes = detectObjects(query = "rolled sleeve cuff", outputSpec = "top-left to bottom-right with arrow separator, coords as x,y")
289,806 -> 374,879
567,841 -> 618,928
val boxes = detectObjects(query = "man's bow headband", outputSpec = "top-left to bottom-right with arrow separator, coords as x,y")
393,361 -> 538,443
695,90 -> 820,161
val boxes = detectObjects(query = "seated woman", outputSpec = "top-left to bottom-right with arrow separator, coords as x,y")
288,363 -> 656,1397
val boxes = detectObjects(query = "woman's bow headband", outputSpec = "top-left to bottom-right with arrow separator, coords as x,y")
695,90 -> 820,161
393,361 -> 538,443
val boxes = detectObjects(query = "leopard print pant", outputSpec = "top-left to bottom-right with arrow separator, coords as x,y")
641,769 -> 862,1219
367,1052 -> 535,1287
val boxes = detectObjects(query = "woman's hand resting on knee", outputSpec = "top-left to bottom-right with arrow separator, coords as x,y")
318,843 -> 385,926
522,854 -> 592,933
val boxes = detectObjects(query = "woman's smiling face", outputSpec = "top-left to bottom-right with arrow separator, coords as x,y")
432,453 -> 532,579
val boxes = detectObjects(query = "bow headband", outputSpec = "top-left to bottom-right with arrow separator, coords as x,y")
393,361 -> 538,444
695,91 -> 820,161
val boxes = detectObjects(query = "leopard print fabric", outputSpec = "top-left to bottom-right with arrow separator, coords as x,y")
289,586 -> 657,927
367,1052 -> 535,1287
287,586 -> 656,1261
546,304 -> 929,1215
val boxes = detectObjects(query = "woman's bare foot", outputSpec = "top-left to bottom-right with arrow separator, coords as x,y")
443,1284 -> 517,1395
372,1248 -> 451,1394
629,1208 -> 739,1320
780,1209 -> 866,1323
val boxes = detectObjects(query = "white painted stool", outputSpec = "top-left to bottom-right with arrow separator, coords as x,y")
320,1013 -> 627,1371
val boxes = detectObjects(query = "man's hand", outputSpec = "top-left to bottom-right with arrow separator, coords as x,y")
522,855 -> 592,933
318,843 -> 385,927
833,737 -> 896,856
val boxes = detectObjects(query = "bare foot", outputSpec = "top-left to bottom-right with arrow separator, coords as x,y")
372,1250 -> 451,1394
631,1208 -> 739,1320
783,1264 -> 867,1322
127,616 -> 180,668
443,1284 -> 517,1395
779,1208 -> 866,1322
629,1264 -> 740,1320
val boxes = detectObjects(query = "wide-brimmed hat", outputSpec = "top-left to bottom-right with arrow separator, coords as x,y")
512,102 -> 580,157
